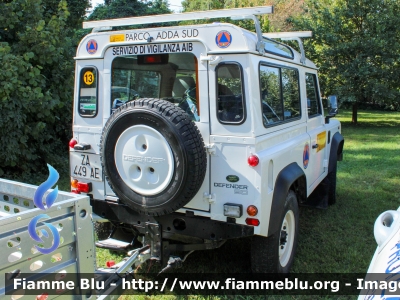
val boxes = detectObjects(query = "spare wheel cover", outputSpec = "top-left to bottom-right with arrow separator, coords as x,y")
101,98 -> 207,216
114,124 -> 174,196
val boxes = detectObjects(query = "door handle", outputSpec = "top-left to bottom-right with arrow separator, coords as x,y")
312,144 -> 318,149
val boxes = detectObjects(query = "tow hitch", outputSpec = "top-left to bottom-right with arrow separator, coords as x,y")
95,224 -> 188,299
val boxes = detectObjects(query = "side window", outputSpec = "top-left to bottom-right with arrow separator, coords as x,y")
282,68 -> 301,119
216,63 -> 245,124
79,67 -> 98,117
260,64 -> 301,127
306,73 -> 322,117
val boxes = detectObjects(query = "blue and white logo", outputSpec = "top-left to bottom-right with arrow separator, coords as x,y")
28,164 -> 60,254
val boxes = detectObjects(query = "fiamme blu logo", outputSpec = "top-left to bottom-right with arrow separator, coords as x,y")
27,164 -> 60,255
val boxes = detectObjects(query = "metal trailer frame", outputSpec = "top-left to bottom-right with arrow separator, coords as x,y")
0,178 -> 160,300
0,178 -> 95,299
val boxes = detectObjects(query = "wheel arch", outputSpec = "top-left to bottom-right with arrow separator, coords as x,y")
328,132 -> 344,173
267,162 -> 306,236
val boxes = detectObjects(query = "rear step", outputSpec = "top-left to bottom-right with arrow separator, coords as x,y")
95,226 -> 137,252
95,238 -> 132,251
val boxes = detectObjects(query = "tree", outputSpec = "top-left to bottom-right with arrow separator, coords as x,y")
181,0 -> 306,35
268,0 -> 305,31
0,0 -> 89,178
42,0 -> 90,29
180,0 -> 270,32
292,0 -> 400,124
88,0 -> 171,21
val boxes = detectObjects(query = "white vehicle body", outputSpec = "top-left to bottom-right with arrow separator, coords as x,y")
69,7 -> 344,273
358,209 -> 400,299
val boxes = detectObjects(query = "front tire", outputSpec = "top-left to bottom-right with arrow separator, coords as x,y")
251,190 -> 299,273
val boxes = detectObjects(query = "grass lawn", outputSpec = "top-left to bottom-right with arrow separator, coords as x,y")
91,110 -> 400,299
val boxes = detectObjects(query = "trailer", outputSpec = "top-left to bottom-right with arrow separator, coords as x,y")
0,177 -> 153,299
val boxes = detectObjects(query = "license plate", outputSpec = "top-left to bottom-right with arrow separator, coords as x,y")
70,152 -> 102,181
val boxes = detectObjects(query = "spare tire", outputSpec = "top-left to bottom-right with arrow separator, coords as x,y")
101,98 -> 207,216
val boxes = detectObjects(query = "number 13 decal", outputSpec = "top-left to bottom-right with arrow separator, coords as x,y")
83,70 -> 94,85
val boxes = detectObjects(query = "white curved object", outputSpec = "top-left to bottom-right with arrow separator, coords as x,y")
359,208 -> 400,299
115,125 -> 174,196
374,210 -> 399,247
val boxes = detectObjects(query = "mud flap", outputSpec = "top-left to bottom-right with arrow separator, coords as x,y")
302,176 -> 329,209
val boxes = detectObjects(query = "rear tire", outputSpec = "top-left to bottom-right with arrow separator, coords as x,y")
251,190 -> 299,273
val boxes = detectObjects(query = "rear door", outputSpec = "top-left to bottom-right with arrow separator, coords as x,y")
102,41 -> 211,211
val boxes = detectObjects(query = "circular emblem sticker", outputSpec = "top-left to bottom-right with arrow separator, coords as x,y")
83,71 -> 94,85
216,31 -> 232,48
86,39 -> 98,54
303,143 -> 310,169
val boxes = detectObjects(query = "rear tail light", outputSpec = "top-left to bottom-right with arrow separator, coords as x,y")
246,218 -> 260,226
247,155 -> 259,167
69,139 -> 77,148
71,180 -> 92,193
71,179 -> 78,189
247,205 -> 258,216
77,182 -> 92,193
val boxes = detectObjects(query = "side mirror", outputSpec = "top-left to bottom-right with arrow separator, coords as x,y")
329,107 -> 338,116
325,95 -> 338,123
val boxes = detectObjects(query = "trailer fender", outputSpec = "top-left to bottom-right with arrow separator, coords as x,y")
267,163 -> 306,236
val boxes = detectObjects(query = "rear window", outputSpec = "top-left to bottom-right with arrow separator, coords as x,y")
78,67 -> 98,117
216,63 -> 245,124
111,53 -> 200,121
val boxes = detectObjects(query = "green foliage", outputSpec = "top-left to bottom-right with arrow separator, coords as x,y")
181,0 -> 270,32
292,0 -> 400,110
88,0 -> 171,22
42,0 -> 90,29
0,0 -> 88,177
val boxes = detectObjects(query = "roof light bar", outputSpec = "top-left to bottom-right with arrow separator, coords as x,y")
83,6 -> 273,29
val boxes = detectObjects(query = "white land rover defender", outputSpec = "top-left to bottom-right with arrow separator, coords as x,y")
69,6 -> 344,273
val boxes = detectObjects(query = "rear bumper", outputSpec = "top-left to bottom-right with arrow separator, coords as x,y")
92,199 -> 254,241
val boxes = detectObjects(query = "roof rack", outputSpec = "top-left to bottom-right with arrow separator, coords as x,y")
83,6 -> 273,55
83,6 -> 273,29
263,31 -> 312,64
